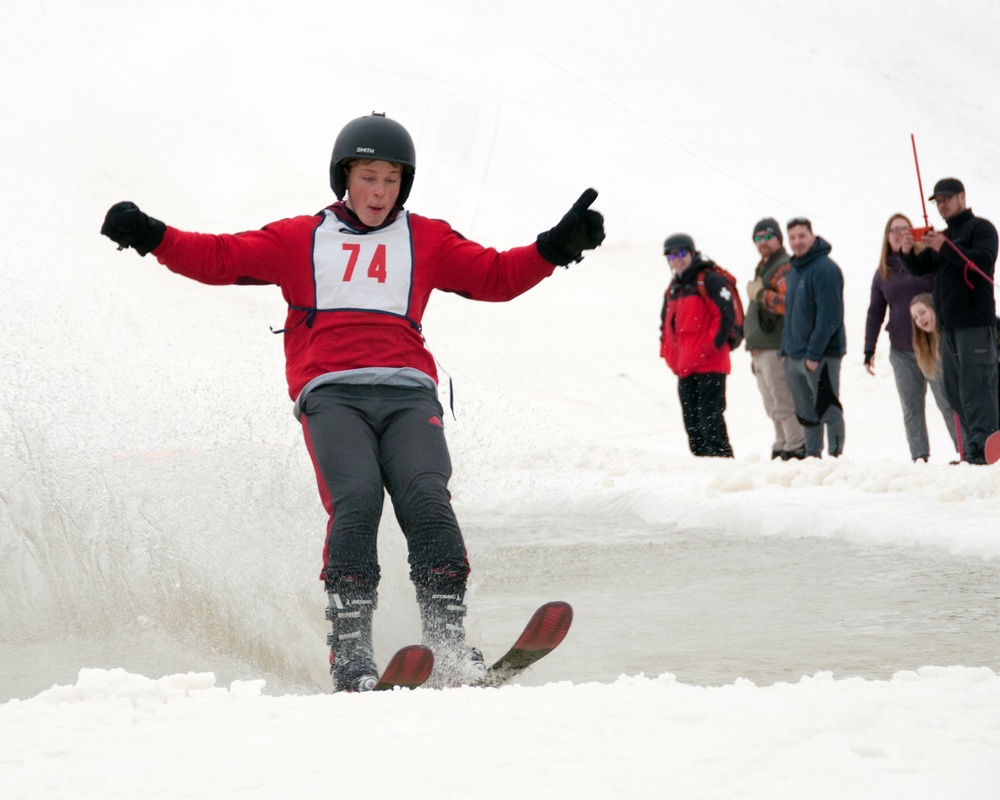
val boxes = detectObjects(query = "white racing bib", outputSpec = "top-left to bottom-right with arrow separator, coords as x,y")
312,210 -> 415,318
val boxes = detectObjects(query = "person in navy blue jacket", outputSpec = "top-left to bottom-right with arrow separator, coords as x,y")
781,218 -> 846,457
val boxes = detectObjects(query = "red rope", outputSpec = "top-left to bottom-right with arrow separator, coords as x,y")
940,236 -> 996,290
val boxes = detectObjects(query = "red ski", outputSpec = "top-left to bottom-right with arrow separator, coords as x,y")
985,430 -> 1000,465
475,601 -> 573,688
374,645 -> 435,691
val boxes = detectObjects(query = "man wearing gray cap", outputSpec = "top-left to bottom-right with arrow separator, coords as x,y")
744,218 -> 805,459
900,178 -> 998,464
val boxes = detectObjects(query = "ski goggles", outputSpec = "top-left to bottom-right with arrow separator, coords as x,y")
665,249 -> 690,261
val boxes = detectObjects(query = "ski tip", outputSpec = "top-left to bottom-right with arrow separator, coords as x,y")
375,644 -> 435,690
985,430 -> 1000,464
513,601 -> 573,652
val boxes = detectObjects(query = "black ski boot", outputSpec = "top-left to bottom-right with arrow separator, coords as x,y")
415,574 -> 486,687
326,575 -> 379,693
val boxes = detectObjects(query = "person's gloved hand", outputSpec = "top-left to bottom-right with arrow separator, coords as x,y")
101,201 -> 166,256
864,350 -> 875,376
536,189 -> 605,266
746,277 -> 764,301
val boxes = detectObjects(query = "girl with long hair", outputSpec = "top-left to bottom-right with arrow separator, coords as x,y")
910,293 -> 943,379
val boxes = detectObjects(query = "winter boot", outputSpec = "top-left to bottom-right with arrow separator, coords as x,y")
415,574 -> 487,687
326,575 -> 378,693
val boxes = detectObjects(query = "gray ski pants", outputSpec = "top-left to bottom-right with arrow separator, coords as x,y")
784,356 -> 845,457
299,384 -> 468,591
888,347 -> 958,460
940,325 -> 999,455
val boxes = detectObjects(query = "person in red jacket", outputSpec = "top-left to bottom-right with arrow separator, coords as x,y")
659,233 -> 735,457
101,112 -> 605,692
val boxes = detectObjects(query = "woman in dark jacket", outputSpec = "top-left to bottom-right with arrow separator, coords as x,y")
864,214 -> 957,461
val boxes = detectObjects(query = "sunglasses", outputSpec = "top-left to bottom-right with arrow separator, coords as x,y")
753,232 -> 777,243
666,249 -> 690,261
931,195 -> 956,204
889,225 -> 910,235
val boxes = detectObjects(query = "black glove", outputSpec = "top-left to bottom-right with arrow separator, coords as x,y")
101,201 -> 166,256
864,351 -> 874,368
536,188 -> 605,266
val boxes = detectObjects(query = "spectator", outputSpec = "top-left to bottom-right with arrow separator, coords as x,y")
744,217 -> 805,460
865,214 -> 957,461
782,217 -> 847,458
900,178 -> 998,464
909,293 -> 962,460
659,233 -> 735,458
910,293 -> 942,378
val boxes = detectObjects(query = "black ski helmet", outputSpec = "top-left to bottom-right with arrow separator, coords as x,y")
663,233 -> 695,254
330,112 -> 416,206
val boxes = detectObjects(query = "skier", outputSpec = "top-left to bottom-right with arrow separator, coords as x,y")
100,112 -> 605,691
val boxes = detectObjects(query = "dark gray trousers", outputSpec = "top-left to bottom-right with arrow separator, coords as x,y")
939,325 -> 999,454
888,348 -> 958,460
784,356 -> 845,457
677,373 -> 733,457
300,384 -> 468,590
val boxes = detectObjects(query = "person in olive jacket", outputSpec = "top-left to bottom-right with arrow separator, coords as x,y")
744,217 -> 805,460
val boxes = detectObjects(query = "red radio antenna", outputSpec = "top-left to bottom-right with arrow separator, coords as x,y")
910,134 -> 931,230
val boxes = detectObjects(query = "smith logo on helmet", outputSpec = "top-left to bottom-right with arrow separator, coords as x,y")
356,147 -> 376,154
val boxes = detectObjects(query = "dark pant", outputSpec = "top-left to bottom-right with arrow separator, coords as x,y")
299,384 -> 469,590
677,373 -> 733,457
939,325 -> 999,456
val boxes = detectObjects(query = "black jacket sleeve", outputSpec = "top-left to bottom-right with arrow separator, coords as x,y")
901,247 -> 934,276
